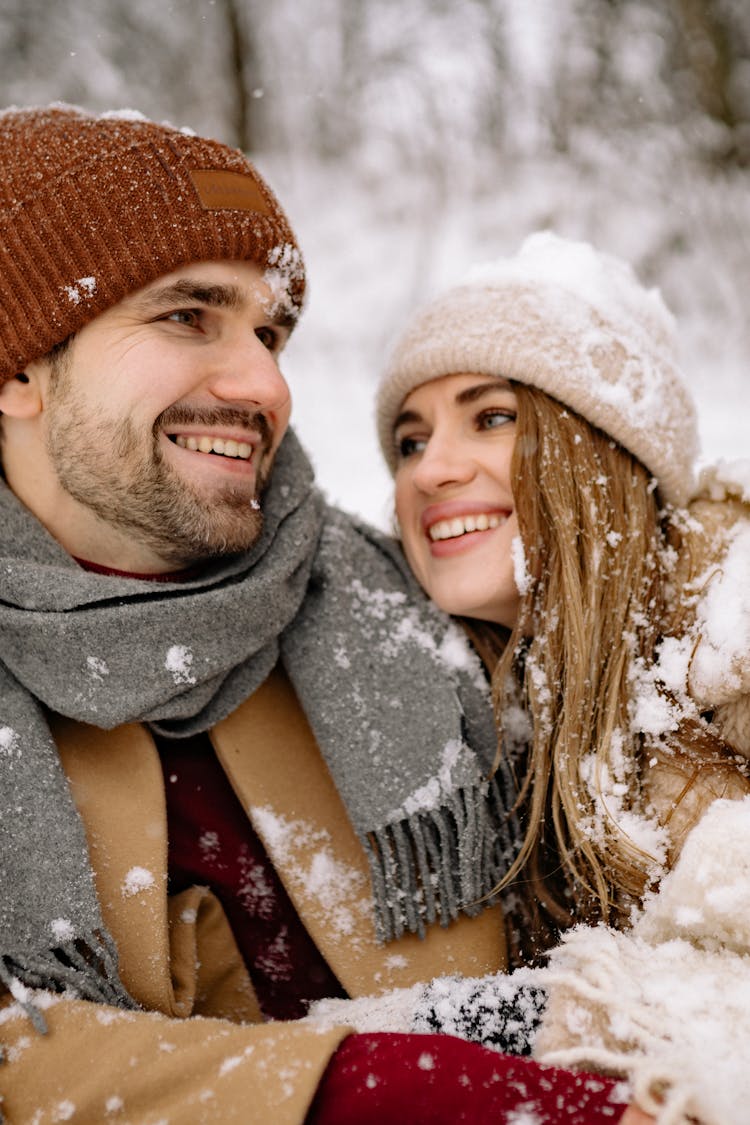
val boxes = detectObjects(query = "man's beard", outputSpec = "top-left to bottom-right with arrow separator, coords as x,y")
45,388 -> 273,569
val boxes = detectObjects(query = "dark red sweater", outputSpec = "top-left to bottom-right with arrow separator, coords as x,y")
158,732 -> 346,1019
158,739 -> 626,1124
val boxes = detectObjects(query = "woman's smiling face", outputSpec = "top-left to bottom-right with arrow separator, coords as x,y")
393,372 -> 521,628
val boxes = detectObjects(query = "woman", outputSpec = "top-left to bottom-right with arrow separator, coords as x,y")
310,233 -> 750,1124
376,230 -> 750,960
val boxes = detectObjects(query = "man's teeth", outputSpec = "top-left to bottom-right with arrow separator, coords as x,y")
428,512 -> 506,542
174,435 -> 253,460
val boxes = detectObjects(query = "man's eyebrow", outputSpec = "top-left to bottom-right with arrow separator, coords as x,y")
133,279 -> 297,327
135,280 -> 244,312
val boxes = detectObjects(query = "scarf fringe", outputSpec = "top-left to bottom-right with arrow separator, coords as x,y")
366,773 -> 522,943
0,930 -> 138,1035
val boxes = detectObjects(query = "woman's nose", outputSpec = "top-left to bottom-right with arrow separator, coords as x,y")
411,434 -> 476,493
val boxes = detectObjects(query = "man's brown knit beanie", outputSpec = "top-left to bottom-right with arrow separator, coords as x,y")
0,103 -> 304,385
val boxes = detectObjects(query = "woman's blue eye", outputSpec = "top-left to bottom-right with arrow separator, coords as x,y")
397,435 -> 427,459
479,409 -> 515,430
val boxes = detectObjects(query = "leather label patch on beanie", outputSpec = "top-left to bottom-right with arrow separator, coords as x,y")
189,169 -> 272,215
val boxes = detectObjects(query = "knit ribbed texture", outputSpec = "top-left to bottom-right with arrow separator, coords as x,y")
0,104 -> 303,382
377,232 -> 698,507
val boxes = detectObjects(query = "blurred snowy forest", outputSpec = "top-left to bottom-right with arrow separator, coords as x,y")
2,0 -> 749,525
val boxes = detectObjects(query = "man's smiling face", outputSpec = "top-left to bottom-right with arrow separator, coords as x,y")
18,259 -> 294,571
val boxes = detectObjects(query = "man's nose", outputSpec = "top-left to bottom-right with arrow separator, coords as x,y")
207,332 -> 290,414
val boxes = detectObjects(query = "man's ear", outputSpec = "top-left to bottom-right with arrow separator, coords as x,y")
0,367 -> 45,419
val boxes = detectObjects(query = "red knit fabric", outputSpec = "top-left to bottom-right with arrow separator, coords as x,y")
308,1033 -> 628,1125
158,733 -> 347,1019
73,557 -> 204,582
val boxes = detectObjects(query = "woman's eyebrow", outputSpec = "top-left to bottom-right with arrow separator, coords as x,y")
455,379 -> 513,405
393,407 -> 423,431
394,379 -> 514,430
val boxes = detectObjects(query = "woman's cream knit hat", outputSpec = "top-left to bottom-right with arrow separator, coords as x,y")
377,232 -> 698,507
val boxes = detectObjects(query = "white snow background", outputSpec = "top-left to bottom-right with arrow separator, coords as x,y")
2,1 -> 748,530
277,158 -> 749,530
2,4 -> 750,1121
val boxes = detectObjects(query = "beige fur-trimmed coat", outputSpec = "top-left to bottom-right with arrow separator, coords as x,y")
638,464 -> 750,856
536,464 -> 750,1124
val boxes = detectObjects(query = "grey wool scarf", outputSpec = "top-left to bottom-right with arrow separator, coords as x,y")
0,428 -> 521,1025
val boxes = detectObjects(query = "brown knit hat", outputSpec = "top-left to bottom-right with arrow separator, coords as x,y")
377,232 -> 698,507
0,103 -> 304,385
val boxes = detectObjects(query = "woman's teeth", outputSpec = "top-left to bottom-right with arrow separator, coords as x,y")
173,435 -> 253,460
428,512 -> 506,542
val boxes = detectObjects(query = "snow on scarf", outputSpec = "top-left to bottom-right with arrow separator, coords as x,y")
0,428 -> 519,1027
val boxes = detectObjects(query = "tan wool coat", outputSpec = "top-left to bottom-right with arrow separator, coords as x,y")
0,668 -> 506,1125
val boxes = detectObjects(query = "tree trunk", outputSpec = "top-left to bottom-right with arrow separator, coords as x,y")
674,0 -> 747,164
220,0 -> 264,152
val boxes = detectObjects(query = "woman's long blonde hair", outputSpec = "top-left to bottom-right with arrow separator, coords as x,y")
474,384 -> 740,957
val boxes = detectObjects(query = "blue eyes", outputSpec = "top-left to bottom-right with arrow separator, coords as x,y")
398,436 -> 427,458
478,409 -> 515,430
396,409 -> 516,460
162,311 -> 280,351
166,309 -> 199,326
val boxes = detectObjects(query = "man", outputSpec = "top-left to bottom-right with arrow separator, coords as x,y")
0,105 -> 635,1122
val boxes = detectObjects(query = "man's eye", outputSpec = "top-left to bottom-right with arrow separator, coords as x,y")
396,435 -> 427,459
165,309 -> 200,327
478,409 -> 515,431
255,326 -> 280,351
